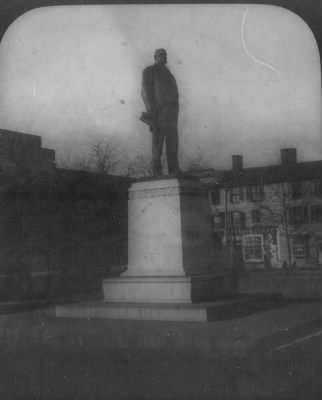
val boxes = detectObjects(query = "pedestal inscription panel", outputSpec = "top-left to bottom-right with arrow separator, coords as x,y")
126,177 -> 216,277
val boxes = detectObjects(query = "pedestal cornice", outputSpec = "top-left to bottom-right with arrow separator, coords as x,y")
128,176 -> 208,200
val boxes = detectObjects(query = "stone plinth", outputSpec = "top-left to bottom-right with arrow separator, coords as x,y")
103,275 -> 225,304
102,176 -> 224,304
126,177 -> 216,277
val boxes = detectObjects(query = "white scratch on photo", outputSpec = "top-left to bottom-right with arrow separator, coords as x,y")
241,8 -> 281,79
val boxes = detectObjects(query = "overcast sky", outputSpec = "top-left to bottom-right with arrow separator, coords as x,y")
0,4 -> 320,171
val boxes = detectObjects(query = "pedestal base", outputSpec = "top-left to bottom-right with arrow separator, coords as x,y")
55,294 -> 279,323
102,274 -> 225,304
56,301 -> 210,322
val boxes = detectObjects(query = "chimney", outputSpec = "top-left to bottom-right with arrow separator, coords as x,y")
280,148 -> 297,166
232,155 -> 243,172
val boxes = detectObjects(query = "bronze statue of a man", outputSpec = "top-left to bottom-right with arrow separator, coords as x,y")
140,49 -> 180,176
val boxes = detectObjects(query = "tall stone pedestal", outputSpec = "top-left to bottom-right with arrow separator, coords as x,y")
103,176 -> 224,304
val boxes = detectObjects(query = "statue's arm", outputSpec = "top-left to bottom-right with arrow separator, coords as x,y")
141,67 -> 155,113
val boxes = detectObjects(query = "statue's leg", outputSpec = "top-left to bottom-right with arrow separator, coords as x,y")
165,123 -> 179,174
152,127 -> 164,176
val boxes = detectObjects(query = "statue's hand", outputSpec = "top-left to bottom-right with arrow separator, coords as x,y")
140,112 -> 156,130
147,108 -> 156,117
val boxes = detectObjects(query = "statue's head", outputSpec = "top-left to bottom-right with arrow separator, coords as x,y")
154,48 -> 167,65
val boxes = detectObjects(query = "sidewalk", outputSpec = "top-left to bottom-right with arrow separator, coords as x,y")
238,269 -> 322,299
1,297 -> 319,358
0,297 -> 320,400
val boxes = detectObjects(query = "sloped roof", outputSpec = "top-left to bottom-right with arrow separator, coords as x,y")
220,160 -> 322,187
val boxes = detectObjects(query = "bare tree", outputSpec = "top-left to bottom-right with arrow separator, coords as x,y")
57,136 -> 121,175
127,155 -> 153,178
86,136 -> 121,175
251,181 -> 319,270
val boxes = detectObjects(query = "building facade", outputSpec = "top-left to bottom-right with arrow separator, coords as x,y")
0,129 -> 131,299
0,129 -> 56,175
195,149 -> 322,269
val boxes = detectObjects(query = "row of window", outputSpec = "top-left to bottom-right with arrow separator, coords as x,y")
210,180 -> 322,205
213,211 -> 249,230
288,205 -> 322,224
210,185 -> 264,205
244,234 -> 322,263
213,205 -> 322,230
292,180 -> 322,199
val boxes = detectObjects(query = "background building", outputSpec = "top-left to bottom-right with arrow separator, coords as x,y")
0,129 -> 55,175
193,149 -> 322,270
0,129 -> 131,300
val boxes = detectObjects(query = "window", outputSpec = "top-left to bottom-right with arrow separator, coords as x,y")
213,212 -> 225,229
231,211 -> 245,229
294,207 -> 305,223
292,236 -> 306,259
289,206 -> 309,224
251,209 -> 261,224
292,182 -> 302,199
230,187 -> 244,203
210,188 -> 220,205
243,234 -> 264,262
311,205 -> 322,223
246,184 -> 264,201
313,179 -> 322,196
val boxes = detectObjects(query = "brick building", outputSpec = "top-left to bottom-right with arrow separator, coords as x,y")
194,149 -> 322,269
0,129 -> 55,174
0,129 -> 131,299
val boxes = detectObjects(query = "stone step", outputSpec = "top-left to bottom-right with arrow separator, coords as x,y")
55,294 -> 280,322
